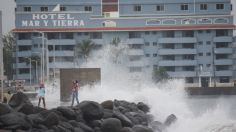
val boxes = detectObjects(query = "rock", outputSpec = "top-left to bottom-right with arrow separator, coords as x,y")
57,106 -> 76,120
78,101 -> 104,121
18,103 -> 35,115
120,127 -> 135,132
0,103 -> 12,116
58,121 -> 74,132
77,122 -> 94,132
132,125 -> 153,132
42,112 -> 60,128
90,120 -> 102,128
94,127 -> 101,132
113,110 -> 133,127
164,114 -> 177,126
103,109 -> 113,119
74,127 -> 85,132
125,112 -> 148,125
27,114 -> 44,126
137,102 -> 150,113
150,121 -> 165,132
114,100 -> 139,113
101,100 -> 113,110
0,112 -> 31,130
8,92 -> 33,112
101,118 -> 122,132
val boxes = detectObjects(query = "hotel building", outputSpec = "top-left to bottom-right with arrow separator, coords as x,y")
13,0 -> 235,87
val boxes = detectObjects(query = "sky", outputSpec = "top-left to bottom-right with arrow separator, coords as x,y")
0,0 -> 235,34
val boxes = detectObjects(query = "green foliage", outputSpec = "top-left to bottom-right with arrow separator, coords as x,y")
74,40 -> 95,62
153,67 -> 169,83
2,32 -> 15,80
110,37 -> 120,47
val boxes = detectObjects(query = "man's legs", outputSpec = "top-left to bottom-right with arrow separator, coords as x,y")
42,97 -> 46,109
71,92 -> 75,106
75,91 -> 79,105
38,97 -> 41,107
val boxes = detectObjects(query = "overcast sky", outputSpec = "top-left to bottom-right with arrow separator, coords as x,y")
0,0 -> 235,34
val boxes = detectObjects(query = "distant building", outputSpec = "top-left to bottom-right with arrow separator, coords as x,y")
13,0 -> 236,87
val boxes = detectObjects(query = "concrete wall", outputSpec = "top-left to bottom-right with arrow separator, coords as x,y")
60,68 -> 101,101
0,11 -> 3,102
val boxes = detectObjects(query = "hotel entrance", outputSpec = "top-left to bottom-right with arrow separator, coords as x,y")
201,77 -> 210,87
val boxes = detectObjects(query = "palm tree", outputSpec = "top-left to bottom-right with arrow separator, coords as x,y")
74,40 -> 95,63
110,37 -> 120,47
2,32 -> 15,80
24,55 -> 41,83
153,67 -> 169,83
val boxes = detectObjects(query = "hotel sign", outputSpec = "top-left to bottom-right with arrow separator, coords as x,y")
20,13 -> 85,27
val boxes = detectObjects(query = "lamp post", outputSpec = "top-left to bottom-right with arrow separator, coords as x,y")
212,46 -> 216,88
32,60 -> 38,84
24,57 -> 32,87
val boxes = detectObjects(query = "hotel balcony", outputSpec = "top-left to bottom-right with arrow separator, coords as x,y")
167,71 -> 197,77
17,51 -> 32,57
214,59 -> 233,65
158,37 -> 197,44
91,39 -> 104,45
213,36 -> 233,43
127,60 -> 145,67
158,49 -> 197,55
214,48 -> 233,54
17,40 -> 32,45
16,63 -> 29,68
47,39 -> 76,45
49,62 -> 74,68
127,49 -> 144,56
48,51 -> 74,57
158,60 -> 197,66
215,70 -> 233,76
126,38 -> 145,45
17,74 -> 30,79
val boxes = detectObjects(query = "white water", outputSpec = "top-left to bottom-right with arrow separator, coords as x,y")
44,44 -> 236,132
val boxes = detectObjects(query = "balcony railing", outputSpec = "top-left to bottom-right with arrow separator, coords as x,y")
158,60 -> 197,66
126,38 -> 144,45
158,49 -> 197,55
158,37 -> 197,44
167,71 -> 197,77
215,59 -> 233,65
213,36 -> 233,43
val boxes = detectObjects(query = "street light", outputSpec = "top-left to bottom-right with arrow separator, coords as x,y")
31,60 -> 38,84
24,57 -> 32,87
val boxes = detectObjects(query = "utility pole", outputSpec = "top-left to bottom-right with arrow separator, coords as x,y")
212,46 -> 216,88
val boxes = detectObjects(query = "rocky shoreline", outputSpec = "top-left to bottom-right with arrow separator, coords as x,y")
0,92 -> 177,132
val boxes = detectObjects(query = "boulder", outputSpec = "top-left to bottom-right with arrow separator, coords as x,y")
103,109 -> 113,119
150,121 -> 165,132
90,120 -> 102,128
18,103 -> 35,115
0,103 -> 12,116
125,112 -> 148,125
120,127 -> 135,132
42,112 -> 60,128
77,122 -> 93,132
58,121 -> 74,132
164,114 -> 177,126
8,92 -> 33,112
113,110 -> 133,127
74,127 -> 85,132
101,118 -> 122,132
57,106 -> 76,120
78,101 -> 104,121
101,100 -> 113,110
0,112 -> 31,130
132,125 -> 153,132
137,102 -> 150,113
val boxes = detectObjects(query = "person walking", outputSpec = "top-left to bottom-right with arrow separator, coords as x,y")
38,83 -> 46,109
71,80 -> 80,106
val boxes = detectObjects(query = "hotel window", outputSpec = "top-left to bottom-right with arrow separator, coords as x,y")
156,4 -> 164,11
183,55 -> 194,60
182,31 -> 194,37
129,32 -> 141,38
219,76 -> 230,83
183,66 -> 195,71
216,30 -> 228,37
47,33 -> 59,40
84,6 -> 92,11
153,42 -> 157,46
165,66 -> 175,72
18,33 -> 31,40
153,54 -> 157,57
61,32 -> 74,39
185,77 -> 194,83
215,42 -> 228,48
206,41 -> 211,45
23,7 -> 31,12
200,4 -> 208,10
19,68 -> 30,74
60,6 -> 66,11
18,46 -> 31,51
198,53 -> 203,56
216,65 -> 229,71
145,54 -> 150,57
145,31 -> 150,35
216,54 -> 228,59
198,41 -> 203,45
206,52 -> 211,56
90,32 -> 102,39
216,4 -> 224,10
181,4 -> 188,10
40,6 -> 48,12
145,42 -> 150,46
134,5 -> 141,12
